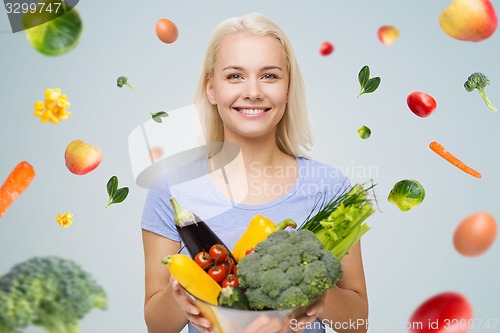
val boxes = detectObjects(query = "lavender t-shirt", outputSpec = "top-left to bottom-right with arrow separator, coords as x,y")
141,156 -> 350,333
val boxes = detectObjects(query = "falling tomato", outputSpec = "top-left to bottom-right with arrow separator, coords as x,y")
319,41 -> 334,56
408,292 -> 473,333
155,18 -> 179,44
407,92 -> 437,118
453,211 -> 497,257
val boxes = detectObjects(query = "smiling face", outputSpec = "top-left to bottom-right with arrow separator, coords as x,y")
206,33 -> 289,143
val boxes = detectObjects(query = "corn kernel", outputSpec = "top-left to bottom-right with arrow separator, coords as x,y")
56,212 -> 73,228
34,88 -> 71,124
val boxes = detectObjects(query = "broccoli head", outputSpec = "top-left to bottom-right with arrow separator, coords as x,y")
0,256 -> 107,333
464,72 -> 497,112
237,230 -> 343,310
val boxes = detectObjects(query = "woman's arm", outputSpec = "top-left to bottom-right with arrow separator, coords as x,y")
142,229 -> 188,333
319,241 -> 369,333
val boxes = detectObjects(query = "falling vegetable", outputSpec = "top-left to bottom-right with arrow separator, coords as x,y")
407,91 -> 437,118
357,65 -> 381,97
0,161 -> 36,219
106,176 -> 129,207
33,88 -> 71,124
387,179 -> 425,212
319,41 -> 334,56
116,76 -> 138,90
23,4 -> 83,56
464,72 -> 496,111
0,256 -> 107,333
408,292 -> 473,333
150,111 -> 169,123
56,212 -> 74,228
357,125 -> 371,139
429,141 -> 482,178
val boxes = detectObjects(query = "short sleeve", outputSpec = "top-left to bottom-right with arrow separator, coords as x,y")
141,185 -> 180,242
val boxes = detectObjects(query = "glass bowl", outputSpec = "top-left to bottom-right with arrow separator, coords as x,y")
183,287 -> 322,333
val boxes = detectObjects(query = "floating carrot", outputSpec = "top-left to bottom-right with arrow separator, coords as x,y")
429,141 -> 481,178
0,161 -> 36,219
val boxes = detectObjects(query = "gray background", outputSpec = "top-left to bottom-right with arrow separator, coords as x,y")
1,1 -> 499,332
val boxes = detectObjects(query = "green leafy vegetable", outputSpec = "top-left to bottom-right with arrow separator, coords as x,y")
116,76 -> 138,90
464,72 -> 497,112
388,179 -> 425,211
106,176 -> 129,207
150,111 -> 169,123
300,183 -> 376,259
0,256 -> 107,333
358,125 -> 371,139
357,65 -> 381,97
23,4 -> 83,56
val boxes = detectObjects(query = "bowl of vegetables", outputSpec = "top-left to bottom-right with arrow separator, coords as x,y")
165,229 -> 342,333
164,185 -> 376,333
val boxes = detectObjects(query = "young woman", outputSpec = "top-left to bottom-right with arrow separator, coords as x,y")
141,13 -> 368,333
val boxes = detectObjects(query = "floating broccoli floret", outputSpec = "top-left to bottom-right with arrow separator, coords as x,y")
0,256 -> 107,333
116,76 -> 138,90
464,72 -> 497,112
237,230 -> 342,310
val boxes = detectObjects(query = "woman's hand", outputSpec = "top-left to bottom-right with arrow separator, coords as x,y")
170,277 -> 213,333
281,294 -> 327,333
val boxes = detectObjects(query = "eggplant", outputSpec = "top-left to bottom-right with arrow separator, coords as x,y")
170,197 -> 234,260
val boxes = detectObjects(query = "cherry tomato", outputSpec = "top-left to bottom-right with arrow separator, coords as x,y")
233,264 -> 238,276
221,257 -> 236,274
245,248 -> 254,255
194,251 -> 213,270
222,274 -> 239,288
408,292 -> 473,333
207,264 -> 228,283
155,18 -> 179,44
209,244 -> 228,264
407,91 -> 437,118
319,41 -> 334,56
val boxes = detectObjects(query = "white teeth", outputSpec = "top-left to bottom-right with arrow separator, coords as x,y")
239,109 -> 265,115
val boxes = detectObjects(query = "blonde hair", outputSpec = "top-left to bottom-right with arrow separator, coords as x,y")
194,13 -> 313,157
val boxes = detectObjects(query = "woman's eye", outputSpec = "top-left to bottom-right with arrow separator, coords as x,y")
227,73 -> 242,80
262,73 -> 278,80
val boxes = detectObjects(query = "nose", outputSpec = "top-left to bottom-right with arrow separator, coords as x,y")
243,78 -> 263,100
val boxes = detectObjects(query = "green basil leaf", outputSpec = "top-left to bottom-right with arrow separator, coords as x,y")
107,176 -> 118,197
151,111 -> 169,123
111,187 -> 129,205
358,65 -> 369,88
362,77 -> 381,94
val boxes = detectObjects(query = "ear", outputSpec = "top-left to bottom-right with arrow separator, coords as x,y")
206,80 -> 216,105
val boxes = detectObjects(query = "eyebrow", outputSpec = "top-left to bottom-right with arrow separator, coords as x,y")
222,65 -> 284,72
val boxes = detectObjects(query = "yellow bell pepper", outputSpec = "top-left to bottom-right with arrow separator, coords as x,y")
233,214 -> 296,262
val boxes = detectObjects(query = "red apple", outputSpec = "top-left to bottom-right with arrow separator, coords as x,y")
65,140 -> 102,175
377,25 -> 400,45
439,0 -> 498,42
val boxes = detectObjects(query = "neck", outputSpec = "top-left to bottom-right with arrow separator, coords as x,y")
221,132 -> 287,168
